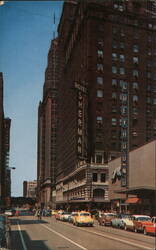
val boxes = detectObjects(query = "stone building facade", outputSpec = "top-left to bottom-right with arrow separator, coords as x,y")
37,1 -> 156,210
109,140 -> 156,216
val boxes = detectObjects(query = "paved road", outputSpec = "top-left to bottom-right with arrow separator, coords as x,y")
10,216 -> 155,250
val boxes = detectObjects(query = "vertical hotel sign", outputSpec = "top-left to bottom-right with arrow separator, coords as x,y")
74,81 -> 87,159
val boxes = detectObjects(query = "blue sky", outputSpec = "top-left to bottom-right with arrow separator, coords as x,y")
0,1 -> 63,196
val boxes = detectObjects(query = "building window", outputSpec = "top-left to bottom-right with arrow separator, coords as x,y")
133,44 -> 139,53
147,49 -> 152,56
97,90 -> 103,98
133,82 -> 138,89
133,56 -> 139,64
112,92 -> 117,99
132,131 -> 138,137
112,79 -> 117,86
97,39 -> 104,47
97,50 -> 103,59
97,64 -> 103,71
96,116 -> 103,124
112,41 -> 117,48
112,66 -> 117,74
120,42 -> 125,49
101,173 -> 106,182
120,93 -> 127,102
93,173 -> 97,182
120,67 -> 125,75
133,95 -> 138,102
96,154 -> 103,164
119,54 -> 125,62
112,118 -> 117,126
120,80 -> 127,89
153,98 -> 156,105
112,53 -> 117,61
133,70 -> 139,77
97,76 -> 103,85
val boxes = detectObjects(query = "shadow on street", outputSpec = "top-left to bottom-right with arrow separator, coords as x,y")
11,230 -> 51,250
10,217 -> 49,225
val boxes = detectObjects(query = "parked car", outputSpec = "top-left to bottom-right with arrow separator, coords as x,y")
4,209 -> 15,217
123,215 -> 135,231
68,212 -> 78,223
73,211 -> 94,227
132,215 -> 152,233
111,214 -> 130,228
55,210 -> 64,220
51,210 -> 58,216
98,213 -> 116,226
61,212 -> 71,222
143,216 -> 156,235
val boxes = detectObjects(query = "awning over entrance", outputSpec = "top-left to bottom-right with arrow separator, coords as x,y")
125,197 -> 141,204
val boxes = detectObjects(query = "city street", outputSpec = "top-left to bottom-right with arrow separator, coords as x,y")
10,216 -> 155,250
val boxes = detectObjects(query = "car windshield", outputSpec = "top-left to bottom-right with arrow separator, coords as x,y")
72,213 -> 78,216
80,213 -> 90,216
137,217 -> 151,221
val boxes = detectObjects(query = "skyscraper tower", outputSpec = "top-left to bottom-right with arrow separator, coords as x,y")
37,38 -> 60,208
55,0 -> 156,210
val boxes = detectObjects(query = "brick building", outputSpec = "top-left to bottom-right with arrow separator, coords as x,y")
37,1 -> 156,210
55,1 -> 156,210
0,73 -> 11,208
37,38 -> 60,208
23,180 -> 37,198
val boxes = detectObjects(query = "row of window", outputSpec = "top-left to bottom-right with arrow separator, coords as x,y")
92,173 -> 106,182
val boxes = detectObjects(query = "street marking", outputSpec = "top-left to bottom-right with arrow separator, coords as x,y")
17,222 -> 28,250
41,223 -> 88,250
75,227 -> 154,250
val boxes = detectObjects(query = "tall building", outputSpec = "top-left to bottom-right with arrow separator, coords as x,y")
0,73 -> 11,208
37,38 -> 60,208
55,0 -> 156,210
23,180 -> 37,198
37,0 -> 156,210
0,72 -> 4,207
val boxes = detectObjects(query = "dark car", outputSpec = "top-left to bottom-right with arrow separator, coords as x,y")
98,213 -> 116,226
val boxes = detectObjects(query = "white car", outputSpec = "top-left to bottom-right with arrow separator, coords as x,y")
123,216 -> 135,231
61,212 -> 71,221
4,209 -> 14,217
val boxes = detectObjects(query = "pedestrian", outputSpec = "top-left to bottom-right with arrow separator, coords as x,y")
37,209 -> 42,220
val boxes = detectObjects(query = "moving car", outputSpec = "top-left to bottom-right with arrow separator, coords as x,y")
68,212 -> 78,223
98,213 -> 116,226
4,209 -> 15,217
132,215 -> 152,233
111,214 -> 130,228
55,210 -> 64,220
123,215 -> 135,231
73,211 -> 94,227
61,212 -> 71,222
143,216 -> 156,235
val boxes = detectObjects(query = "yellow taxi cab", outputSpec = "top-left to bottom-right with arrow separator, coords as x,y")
73,211 -> 94,227
51,210 -> 58,216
